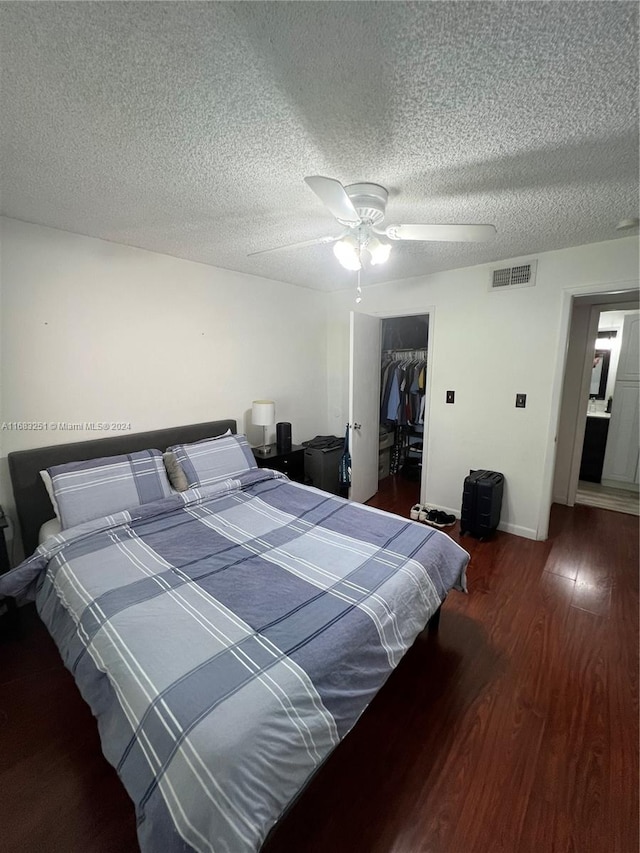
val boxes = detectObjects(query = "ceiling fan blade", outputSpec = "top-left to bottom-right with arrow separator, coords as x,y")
248,233 -> 345,257
385,223 -> 497,242
304,176 -> 362,226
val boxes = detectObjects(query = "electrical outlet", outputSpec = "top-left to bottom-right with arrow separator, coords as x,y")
446,390 -> 455,404
515,393 -> 527,408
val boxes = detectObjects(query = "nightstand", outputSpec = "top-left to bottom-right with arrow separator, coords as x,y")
252,444 -> 305,484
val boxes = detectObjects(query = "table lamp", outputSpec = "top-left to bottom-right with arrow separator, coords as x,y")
252,400 -> 275,454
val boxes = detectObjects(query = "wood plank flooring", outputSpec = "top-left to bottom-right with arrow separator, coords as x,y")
0,477 -> 637,853
575,479 -> 640,516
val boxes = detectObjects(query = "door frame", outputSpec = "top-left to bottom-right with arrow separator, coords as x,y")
565,303 -> 604,505
538,279 -> 639,540
364,304 -> 436,503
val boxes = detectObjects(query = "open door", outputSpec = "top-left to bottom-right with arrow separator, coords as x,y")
348,311 -> 381,503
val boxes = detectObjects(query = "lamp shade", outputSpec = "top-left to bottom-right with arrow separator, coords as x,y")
333,235 -> 361,271
252,400 -> 275,426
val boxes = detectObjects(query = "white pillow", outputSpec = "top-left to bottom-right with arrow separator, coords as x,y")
38,517 -> 62,544
40,470 -> 61,521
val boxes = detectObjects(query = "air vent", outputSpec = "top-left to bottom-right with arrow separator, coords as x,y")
490,260 -> 537,291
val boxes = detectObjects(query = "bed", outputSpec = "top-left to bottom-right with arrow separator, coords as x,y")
0,419 -> 469,853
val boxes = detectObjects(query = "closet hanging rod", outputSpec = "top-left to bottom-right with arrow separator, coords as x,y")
383,350 -> 427,359
382,347 -> 427,353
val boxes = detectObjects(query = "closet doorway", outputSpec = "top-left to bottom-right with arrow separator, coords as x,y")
349,309 -> 432,507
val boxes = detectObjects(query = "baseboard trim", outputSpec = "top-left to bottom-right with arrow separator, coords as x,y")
498,521 -> 537,540
434,505 -> 537,542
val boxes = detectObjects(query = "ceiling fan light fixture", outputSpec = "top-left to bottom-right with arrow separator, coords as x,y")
367,236 -> 392,265
248,176 -> 496,267
334,235 -> 362,271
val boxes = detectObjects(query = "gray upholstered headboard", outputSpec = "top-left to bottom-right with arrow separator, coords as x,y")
8,419 -> 237,558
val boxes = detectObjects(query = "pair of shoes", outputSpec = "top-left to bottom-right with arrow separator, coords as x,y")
410,503 -> 432,522
409,504 -> 435,521
424,509 -> 456,529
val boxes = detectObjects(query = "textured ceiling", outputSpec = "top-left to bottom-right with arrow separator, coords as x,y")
1,2 -> 638,291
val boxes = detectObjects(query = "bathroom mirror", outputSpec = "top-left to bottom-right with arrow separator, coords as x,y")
590,350 -> 610,398
589,330 -> 617,400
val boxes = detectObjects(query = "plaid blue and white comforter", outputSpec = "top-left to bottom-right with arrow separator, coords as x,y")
0,470 -> 469,853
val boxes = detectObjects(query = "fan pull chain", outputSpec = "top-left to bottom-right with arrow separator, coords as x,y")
355,267 -> 362,304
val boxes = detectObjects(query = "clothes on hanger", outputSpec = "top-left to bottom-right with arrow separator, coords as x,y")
380,349 -> 428,476
380,352 -> 427,426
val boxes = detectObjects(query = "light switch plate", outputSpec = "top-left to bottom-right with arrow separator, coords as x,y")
516,393 -> 527,408
446,390 -> 455,404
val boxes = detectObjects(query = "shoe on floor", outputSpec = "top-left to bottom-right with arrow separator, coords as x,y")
410,504 -> 433,522
425,509 -> 456,528
418,505 -> 433,522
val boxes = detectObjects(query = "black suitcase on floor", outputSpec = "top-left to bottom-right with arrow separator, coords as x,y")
460,470 -> 504,539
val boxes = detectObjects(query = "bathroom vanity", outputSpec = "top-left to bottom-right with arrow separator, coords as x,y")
579,411 -> 611,483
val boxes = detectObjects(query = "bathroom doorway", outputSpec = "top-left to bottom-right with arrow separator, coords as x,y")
553,295 -> 639,517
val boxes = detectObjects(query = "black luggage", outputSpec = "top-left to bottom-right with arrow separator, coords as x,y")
460,470 -> 504,539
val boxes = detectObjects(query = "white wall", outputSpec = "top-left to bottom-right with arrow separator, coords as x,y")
0,217 -> 329,527
1,218 -> 638,552
326,237 -> 639,540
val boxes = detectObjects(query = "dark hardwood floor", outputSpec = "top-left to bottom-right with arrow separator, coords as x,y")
1,475 -> 637,853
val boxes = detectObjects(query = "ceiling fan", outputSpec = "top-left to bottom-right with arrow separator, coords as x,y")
249,175 -> 496,270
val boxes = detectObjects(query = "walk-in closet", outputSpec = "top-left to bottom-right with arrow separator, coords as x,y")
379,314 -> 429,486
